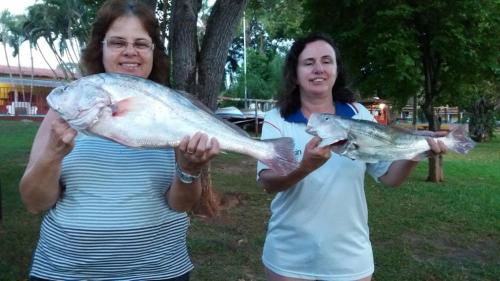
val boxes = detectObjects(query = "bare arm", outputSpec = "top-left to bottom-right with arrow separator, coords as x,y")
167,133 -> 220,212
378,160 -> 418,187
19,109 -> 77,213
379,138 -> 447,187
258,137 -> 332,194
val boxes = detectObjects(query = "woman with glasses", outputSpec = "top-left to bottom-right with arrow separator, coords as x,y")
19,1 -> 218,280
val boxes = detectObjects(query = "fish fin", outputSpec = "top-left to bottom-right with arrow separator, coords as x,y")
260,137 -> 298,175
110,97 -> 146,117
386,125 -> 442,138
446,125 -> 476,154
412,129 -> 448,137
221,118 -> 251,137
176,89 -> 216,114
387,124 -> 413,132
175,89 -> 250,137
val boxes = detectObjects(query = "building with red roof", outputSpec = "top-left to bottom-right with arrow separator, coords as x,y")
0,65 -> 77,116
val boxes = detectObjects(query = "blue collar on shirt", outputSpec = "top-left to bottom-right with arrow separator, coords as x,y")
285,102 -> 357,124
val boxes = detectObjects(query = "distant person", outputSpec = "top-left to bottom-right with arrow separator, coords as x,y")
256,33 -> 447,281
19,0 -> 219,280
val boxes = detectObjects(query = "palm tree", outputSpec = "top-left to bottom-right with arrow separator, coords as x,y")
25,3 -> 69,79
23,6 -> 60,79
8,15 -> 28,102
24,3 -> 70,80
21,17 -> 36,104
38,0 -> 92,80
0,10 -> 18,103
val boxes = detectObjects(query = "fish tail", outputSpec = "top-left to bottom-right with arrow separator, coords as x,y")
261,137 -> 298,175
446,125 -> 476,154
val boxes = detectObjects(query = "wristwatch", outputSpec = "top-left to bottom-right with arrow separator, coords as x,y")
176,164 -> 201,184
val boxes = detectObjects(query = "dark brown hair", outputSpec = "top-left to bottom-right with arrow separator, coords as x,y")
277,33 -> 355,117
80,0 -> 169,85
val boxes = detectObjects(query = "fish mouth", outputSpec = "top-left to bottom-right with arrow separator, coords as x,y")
332,139 -> 348,145
322,137 -> 349,147
306,125 -> 348,147
46,87 -> 63,107
72,107 -> 98,120
305,126 -> 317,136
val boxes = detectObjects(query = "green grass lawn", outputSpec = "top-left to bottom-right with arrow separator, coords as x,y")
0,120 -> 499,281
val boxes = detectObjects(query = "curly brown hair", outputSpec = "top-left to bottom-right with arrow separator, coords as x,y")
80,0 -> 169,85
277,33 -> 355,117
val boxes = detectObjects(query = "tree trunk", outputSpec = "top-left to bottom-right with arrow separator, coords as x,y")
159,0 -> 171,47
417,21 -> 444,183
2,41 -> 18,103
29,41 -> 34,105
16,50 -> 26,101
427,154 -> 444,182
170,0 -> 249,217
196,0 -> 249,109
35,43 -> 59,79
45,38 -> 70,80
412,93 -> 417,129
170,0 -> 201,93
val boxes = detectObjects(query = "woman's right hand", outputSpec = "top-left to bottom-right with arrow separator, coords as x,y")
258,136 -> 333,194
298,136 -> 332,173
47,117 -> 77,160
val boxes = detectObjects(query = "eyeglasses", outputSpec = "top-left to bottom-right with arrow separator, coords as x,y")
102,38 -> 155,52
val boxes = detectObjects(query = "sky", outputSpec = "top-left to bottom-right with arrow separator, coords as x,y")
0,0 -> 72,70
1,0 -> 35,15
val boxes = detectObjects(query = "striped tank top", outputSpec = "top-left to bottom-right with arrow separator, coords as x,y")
30,135 -> 193,280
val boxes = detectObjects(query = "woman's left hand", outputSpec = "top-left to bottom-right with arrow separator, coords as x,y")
426,138 -> 448,156
176,132 -> 220,175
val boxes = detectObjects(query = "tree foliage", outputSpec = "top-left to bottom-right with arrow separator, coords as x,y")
302,0 -> 499,130
0,10 -> 17,94
301,0 -> 499,182
223,48 -> 283,104
246,0 -> 304,40
469,97 -> 496,142
222,0 -> 306,103
20,0 -> 95,78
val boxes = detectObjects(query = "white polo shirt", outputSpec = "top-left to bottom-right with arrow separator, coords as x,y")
257,103 -> 390,281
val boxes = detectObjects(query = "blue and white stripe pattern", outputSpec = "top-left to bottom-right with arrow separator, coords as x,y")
30,135 -> 193,280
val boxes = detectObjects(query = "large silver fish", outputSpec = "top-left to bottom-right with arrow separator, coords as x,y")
47,73 -> 298,174
306,112 -> 475,162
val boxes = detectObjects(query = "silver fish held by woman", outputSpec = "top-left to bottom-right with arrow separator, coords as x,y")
306,112 -> 475,162
47,73 -> 298,174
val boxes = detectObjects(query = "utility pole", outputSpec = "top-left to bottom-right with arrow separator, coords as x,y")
243,11 -> 248,109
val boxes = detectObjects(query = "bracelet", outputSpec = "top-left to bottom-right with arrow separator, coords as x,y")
176,164 -> 201,184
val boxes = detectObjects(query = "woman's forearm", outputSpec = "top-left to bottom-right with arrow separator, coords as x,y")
258,167 -> 310,194
166,178 -> 202,212
19,156 -> 63,214
379,160 -> 419,187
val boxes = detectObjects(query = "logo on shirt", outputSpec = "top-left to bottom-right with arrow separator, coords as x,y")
295,149 -> 302,158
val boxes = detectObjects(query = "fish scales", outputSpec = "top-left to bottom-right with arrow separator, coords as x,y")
306,112 -> 475,162
47,73 -> 298,175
